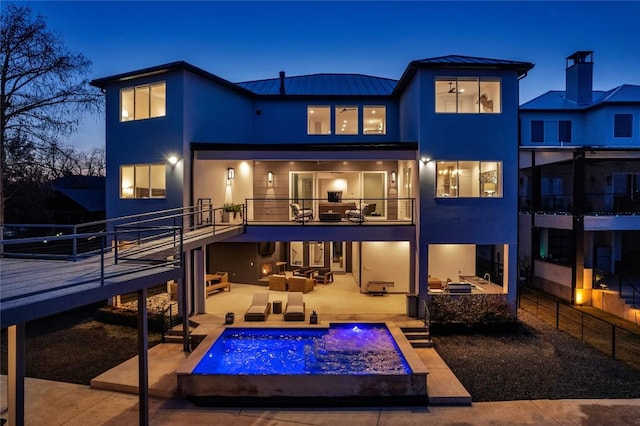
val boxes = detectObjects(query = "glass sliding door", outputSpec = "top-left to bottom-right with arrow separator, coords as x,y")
362,171 -> 386,217
290,172 -> 314,218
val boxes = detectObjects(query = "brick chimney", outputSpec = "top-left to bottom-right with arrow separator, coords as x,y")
279,71 -> 286,95
565,51 -> 593,105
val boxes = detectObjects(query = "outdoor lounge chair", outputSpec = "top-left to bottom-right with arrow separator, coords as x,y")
283,292 -> 305,321
345,202 -> 369,222
244,292 -> 271,321
290,203 -> 313,222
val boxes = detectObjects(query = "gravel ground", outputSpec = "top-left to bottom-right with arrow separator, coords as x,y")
3,304 -> 640,401
433,310 -> 640,401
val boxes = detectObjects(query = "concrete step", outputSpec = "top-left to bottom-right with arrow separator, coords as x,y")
400,326 -> 429,333
411,339 -> 434,348
162,335 -> 184,344
403,331 -> 430,340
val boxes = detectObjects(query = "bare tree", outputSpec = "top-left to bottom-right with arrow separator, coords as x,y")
0,5 -> 103,226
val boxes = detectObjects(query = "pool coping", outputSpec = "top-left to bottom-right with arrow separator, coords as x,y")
175,321 -> 428,405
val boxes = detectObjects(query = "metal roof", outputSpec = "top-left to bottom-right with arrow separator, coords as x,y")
414,55 -> 533,68
236,74 -> 398,96
520,84 -> 640,110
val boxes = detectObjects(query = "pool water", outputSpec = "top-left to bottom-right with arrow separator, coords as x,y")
192,323 -> 410,375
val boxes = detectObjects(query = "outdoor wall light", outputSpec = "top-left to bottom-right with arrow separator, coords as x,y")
390,170 -> 397,184
267,171 -> 274,184
420,157 -> 431,165
227,167 -> 235,180
167,155 -> 179,166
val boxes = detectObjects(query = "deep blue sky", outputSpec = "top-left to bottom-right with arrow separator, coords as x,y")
8,1 -> 640,150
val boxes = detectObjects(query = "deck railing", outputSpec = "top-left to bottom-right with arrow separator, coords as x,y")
244,197 -> 415,224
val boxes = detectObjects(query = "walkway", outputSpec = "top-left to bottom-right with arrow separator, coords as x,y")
2,375 -> 639,425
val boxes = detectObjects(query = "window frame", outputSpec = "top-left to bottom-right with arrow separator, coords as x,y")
307,105 -> 331,135
614,113 -> 633,138
435,77 -> 501,114
435,160 -> 503,198
531,120 -> 544,143
120,162 -> 166,199
558,120 -> 572,143
120,81 -> 166,122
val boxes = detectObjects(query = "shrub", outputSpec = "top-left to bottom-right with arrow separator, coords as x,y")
94,306 -> 167,332
223,203 -> 242,212
426,294 -> 517,327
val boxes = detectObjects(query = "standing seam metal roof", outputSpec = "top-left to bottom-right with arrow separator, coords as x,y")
236,74 -> 398,96
520,85 -> 640,110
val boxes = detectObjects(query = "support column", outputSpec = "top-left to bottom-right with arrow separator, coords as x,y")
194,247 -> 206,314
8,324 -> 25,426
181,251 -> 190,353
137,288 -> 149,426
572,150 -> 586,303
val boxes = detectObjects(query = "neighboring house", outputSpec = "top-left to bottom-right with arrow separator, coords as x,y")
47,175 -> 106,224
90,55 -> 533,317
519,51 -> 640,315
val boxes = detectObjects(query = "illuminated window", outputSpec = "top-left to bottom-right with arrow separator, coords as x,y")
364,106 -> 386,134
120,81 -> 166,122
120,163 -> 166,199
435,78 -> 501,114
436,161 -> 502,198
307,106 -> 331,134
335,106 -> 358,134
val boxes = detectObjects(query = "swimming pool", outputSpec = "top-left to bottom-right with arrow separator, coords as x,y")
177,322 -> 428,406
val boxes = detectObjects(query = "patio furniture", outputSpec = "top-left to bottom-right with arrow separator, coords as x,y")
268,274 -> 288,291
205,272 -> 230,297
290,203 -> 313,222
284,292 -> 305,321
244,292 -> 271,321
288,276 -> 315,293
315,268 -> 334,284
345,203 -> 369,222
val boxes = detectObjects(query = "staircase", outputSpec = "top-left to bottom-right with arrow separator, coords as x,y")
401,326 -> 433,348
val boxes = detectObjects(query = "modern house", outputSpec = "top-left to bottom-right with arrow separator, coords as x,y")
90,54 -> 533,317
519,51 -> 640,319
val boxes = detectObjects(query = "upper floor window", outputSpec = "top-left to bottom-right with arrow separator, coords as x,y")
435,78 -> 501,114
120,82 -> 166,122
120,163 -> 166,199
307,105 -> 386,135
364,106 -> 386,134
559,120 -> 572,143
308,106 -> 331,134
531,120 -> 544,142
614,113 -> 632,138
436,161 -> 502,198
335,106 -> 358,134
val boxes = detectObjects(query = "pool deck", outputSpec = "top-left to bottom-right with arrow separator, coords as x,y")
90,314 -> 470,405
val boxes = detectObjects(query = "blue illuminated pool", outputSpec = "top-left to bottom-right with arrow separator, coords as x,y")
193,323 -> 410,375
177,322 -> 428,405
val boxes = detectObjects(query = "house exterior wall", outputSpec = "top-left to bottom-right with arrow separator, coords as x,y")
104,70 -> 185,221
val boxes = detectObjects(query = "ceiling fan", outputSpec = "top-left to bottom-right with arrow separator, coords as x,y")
339,107 -> 357,113
437,82 -> 463,95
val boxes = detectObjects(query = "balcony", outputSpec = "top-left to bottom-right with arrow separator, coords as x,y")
519,194 -> 640,216
243,197 -> 416,225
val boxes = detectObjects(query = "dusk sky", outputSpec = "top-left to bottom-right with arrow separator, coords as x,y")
8,1 -> 640,151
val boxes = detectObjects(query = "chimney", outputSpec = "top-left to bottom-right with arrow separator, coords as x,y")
279,71 -> 286,95
565,51 -> 593,105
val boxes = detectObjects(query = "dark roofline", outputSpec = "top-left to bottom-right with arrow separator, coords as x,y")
90,61 -> 254,96
520,86 -> 640,111
191,142 -> 418,152
237,72 -> 398,85
393,55 -> 534,96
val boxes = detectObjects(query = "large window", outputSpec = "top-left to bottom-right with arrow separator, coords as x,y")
120,82 -> 166,122
364,106 -> 386,134
614,113 -> 632,138
435,77 -> 501,113
436,161 -> 502,198
120,163 -> 166,199
308,105 -> 386,135
308,106 -> 331,134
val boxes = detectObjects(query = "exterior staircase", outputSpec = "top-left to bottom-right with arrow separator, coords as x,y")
400,326 -> 433,348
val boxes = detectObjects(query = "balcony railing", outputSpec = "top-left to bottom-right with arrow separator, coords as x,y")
244,197 -> 416,224
519,193 -> 640,216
